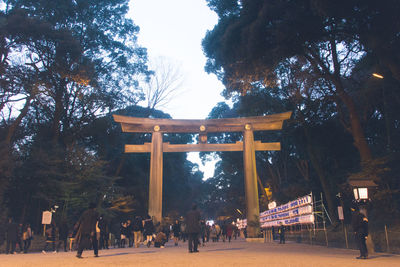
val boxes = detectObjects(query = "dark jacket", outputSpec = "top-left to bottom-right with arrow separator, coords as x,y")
76,208 -> 99,236
132,217 -> 143,232
143,219 -> 154,236
185,209 -> 201,234
58,222 -> 69,240
351,211 -> 368,237
6,221 -> 18,241
172,222 -> 181,236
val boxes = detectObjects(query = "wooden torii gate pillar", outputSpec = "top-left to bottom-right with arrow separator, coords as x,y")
113,111 -> 291,237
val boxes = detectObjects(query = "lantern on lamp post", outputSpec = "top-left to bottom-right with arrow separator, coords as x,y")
353,187 -> 369,202
349,178 -> 377,216
349,179 -> 377,201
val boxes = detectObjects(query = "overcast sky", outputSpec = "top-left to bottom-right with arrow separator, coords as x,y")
128,0 -> 224,178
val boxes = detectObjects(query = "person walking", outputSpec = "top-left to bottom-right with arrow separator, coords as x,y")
278,223 -> 285,244
5,218 -> 18,254
181,222 -> 188,242
57,220 -> 69,252
126,219 -> 133,247
172,219 -> 181,246
226,223 -> 233,243
75,202 -> 99,258
210,224 -> 217,242
42,222 -> 56,254
185,204 -> 201,253
215,224 -> 221,242
351,205 -> 369,259
22,223 -> 33,253
120,221 -> 129,248
143,215 -> 155,248
221,222 -> 227,242
206,223 -> 211,242
132,215 -> 143,248
16,223 -> 24,253
162,221 -> 170,243
200,220 -> 206,246
111,221 -> 121,248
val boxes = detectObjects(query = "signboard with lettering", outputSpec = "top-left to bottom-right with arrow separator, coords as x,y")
237,194 -> 314,229
42,211 -> 52,225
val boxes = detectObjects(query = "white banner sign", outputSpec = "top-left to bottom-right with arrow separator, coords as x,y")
260,205 -> 313,222
237,194 -> 314,229
261,195 -> 312,217
261,214 -> 315,228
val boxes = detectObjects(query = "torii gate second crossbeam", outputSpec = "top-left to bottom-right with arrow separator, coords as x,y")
113,111 -> 291,238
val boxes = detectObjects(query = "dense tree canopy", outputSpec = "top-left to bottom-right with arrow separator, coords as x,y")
202,0 -> 400,225
0,0 -> 399,235
0,0 -> 201,229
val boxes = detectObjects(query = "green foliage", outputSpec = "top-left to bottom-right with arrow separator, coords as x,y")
202,0 -> 400,225
0,0 -> 204,232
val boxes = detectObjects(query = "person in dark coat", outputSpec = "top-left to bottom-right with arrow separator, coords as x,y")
351,206 -> 369,259
200,220 -> 206,246
126,219 -> 133,247
143,215 -> 155,248
172,219 -> 181,246
75,203 -> 99,258
110,221 -> 122,248
57,220 -> 69,252
278,223 -> 285,244
120,221 -> 129,248
221,222 -> 227,242
132,215 -> 143,248
16,223 -> 24,253
5,218 -> 18,254
185,204 -> 201,253
226,223 -> 233,243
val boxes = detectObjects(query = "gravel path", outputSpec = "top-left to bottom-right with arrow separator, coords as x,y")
1,238 -> 399,267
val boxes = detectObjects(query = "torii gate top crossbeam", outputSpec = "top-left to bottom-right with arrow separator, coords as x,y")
113,111 -> 292,133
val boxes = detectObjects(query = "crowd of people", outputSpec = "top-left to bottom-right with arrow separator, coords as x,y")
1,203 -> 240,257
1,203 -> 369,260
1,218 -> 33,254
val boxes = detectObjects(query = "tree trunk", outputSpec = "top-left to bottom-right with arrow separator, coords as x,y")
5,95 -> 33,145
51,81 -> 66,144
333,80 -> 372,163
326,39 -> 372,164
303,126 -> 338,224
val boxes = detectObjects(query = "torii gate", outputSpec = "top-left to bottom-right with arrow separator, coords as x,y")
113,111 -> 291,237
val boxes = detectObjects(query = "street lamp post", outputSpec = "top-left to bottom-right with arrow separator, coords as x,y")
349,178 -> 377,254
